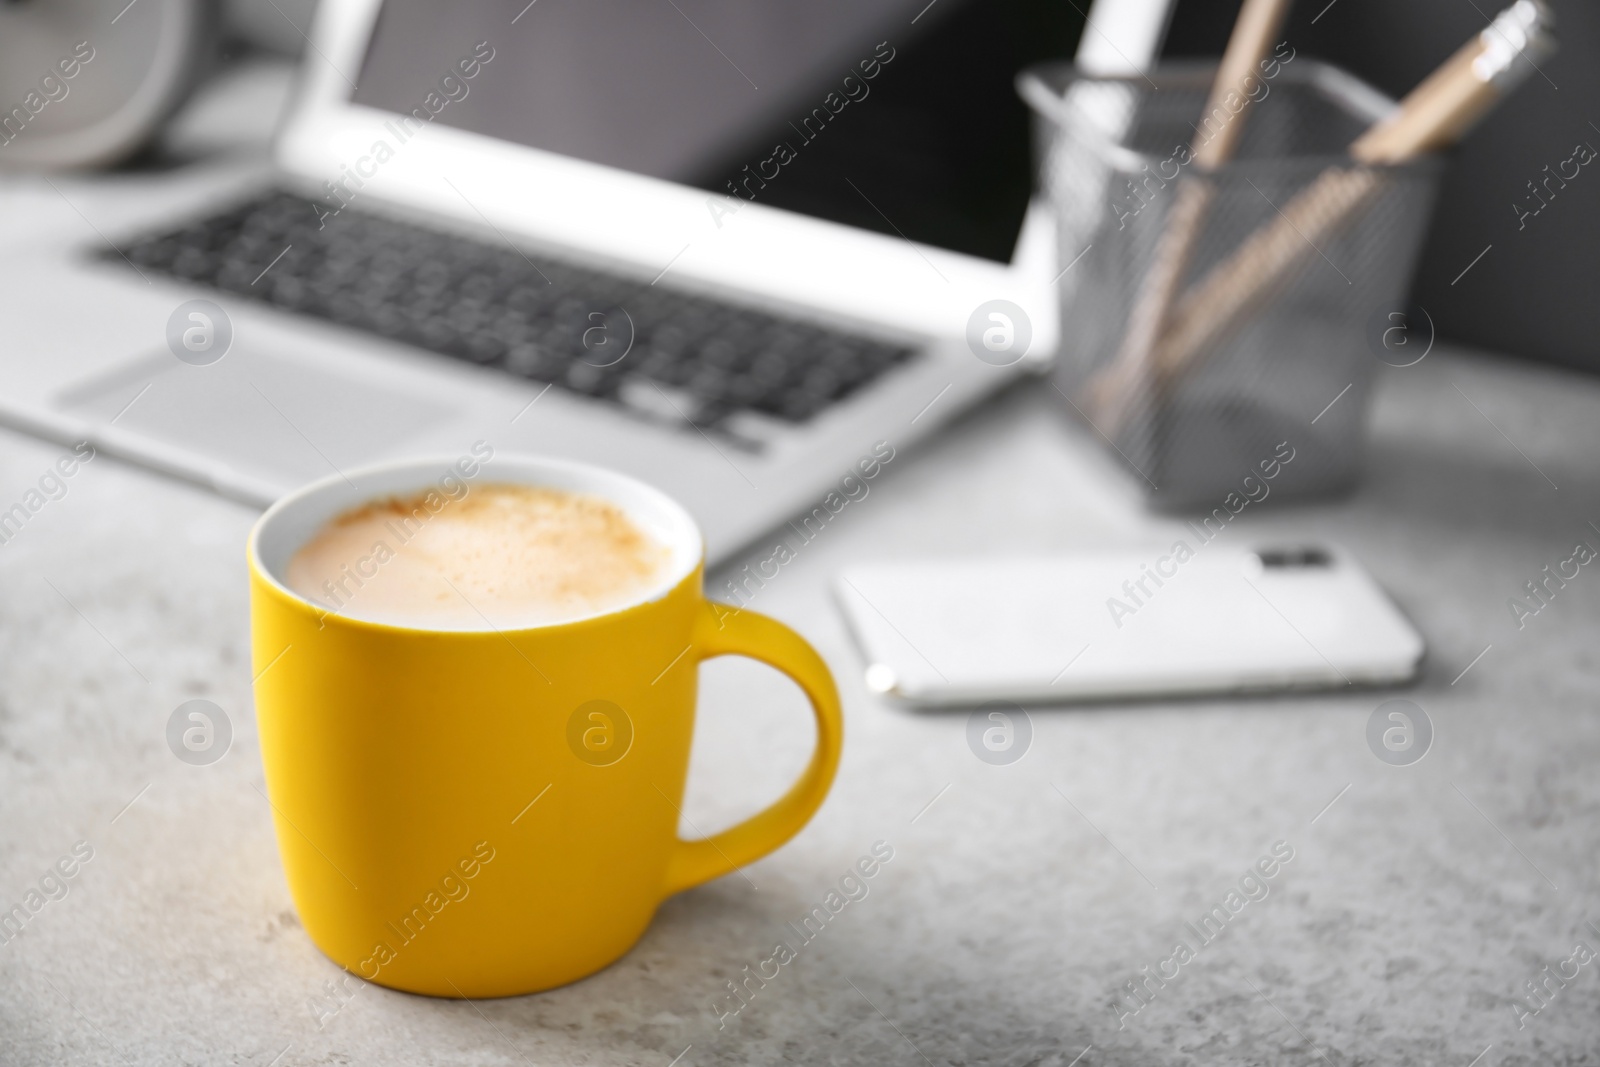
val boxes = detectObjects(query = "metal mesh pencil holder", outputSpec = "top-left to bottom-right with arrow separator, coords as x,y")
1020,61 -> 1442,508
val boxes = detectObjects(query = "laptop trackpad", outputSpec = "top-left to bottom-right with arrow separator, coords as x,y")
58,348 -> 453,484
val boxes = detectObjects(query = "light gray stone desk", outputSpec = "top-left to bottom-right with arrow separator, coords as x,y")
2,342 -> 1598,1067
3,54 -> 1599,1067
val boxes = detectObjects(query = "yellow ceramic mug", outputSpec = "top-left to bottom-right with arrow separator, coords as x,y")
248,453 -> 842,997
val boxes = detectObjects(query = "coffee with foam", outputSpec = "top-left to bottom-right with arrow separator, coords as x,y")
286,483 -> 673,628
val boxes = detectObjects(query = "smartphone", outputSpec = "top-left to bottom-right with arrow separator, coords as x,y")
834,545 -> 1423,706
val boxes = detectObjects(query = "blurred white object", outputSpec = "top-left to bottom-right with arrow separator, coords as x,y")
836,544 -> 1423,706
0,0 -> 216,168
1075,0 -> 1176,75
1041,0 -> 1177,322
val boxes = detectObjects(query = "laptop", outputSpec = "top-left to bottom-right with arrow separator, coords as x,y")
2,0 -> 1100,563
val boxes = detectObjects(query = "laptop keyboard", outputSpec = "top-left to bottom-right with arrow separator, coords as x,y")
110,190 -> 918,429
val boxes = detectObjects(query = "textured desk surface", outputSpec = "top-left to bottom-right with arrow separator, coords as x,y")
2,341 -> 1598,1067
4,60 -> 1600,1067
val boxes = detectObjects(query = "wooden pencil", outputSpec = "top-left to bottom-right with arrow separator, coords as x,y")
1085,0 -> 1294,434
1148,0 -> 1555,386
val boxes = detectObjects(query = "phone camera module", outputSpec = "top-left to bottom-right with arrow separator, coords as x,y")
1253,547 -> 1333,569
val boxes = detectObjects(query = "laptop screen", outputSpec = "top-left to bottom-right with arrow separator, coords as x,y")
351,0 -> 1082,264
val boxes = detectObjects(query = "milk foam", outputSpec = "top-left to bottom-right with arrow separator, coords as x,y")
285,483 -> 673,628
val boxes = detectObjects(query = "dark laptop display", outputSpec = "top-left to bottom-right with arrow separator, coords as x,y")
353,0 -> 1083,263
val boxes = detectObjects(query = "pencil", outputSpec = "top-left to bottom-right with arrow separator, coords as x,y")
1149,0 -> 1555,384
1086,0 -> 1294,434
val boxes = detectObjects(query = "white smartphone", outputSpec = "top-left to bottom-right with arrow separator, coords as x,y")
834,545 -> 1423,707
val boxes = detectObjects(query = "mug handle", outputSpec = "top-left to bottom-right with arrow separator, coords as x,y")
660,604 -> 844,897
